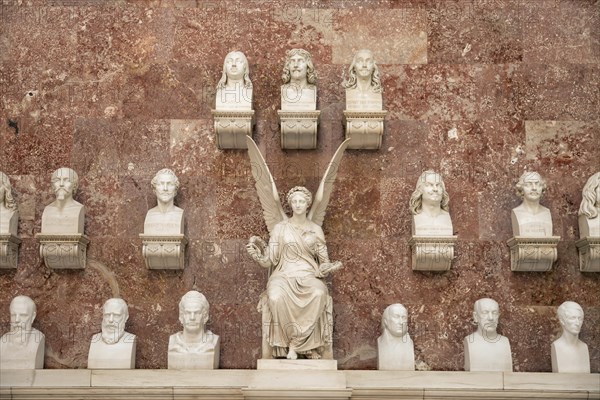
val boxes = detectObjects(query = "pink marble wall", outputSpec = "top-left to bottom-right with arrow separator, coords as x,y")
0,0 -> 598,371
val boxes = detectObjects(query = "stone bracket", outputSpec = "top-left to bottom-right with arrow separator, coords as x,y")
409,236 -> 458,271
343,110 -> 387,150
507,236 -> 560,272
278,110 -> 320,149
139,234 -> 187,270
576,237 -> 600,272
212,110 -> 255,149
36,234 -> 90,269
0,234 -> 21,269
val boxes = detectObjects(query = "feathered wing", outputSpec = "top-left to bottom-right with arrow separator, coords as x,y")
308,139 -> 351,226
246,136 -> 287,234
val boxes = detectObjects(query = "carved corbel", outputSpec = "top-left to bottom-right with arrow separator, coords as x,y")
278,110 -> 321,150
576,237 -> 600,272
212,110 -> 255,149
139,234 -> 187,270
409,236 -> 457,271
343,110 -> 387,150
507,236 -> 560,272
36,234 -> 90,269
0,234 -> 21,269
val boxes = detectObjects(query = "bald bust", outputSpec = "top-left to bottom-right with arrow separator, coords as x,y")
464,298 -> 512,372
0,295 -> 45,369
377,304 -> 415,370
551,301 -> 590,373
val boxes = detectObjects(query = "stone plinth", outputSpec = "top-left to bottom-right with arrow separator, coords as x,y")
507,236 -> 560,272
139,234 -> 187,270
257,359 -> 338,370
576,237 -> 600,272
36,234 -> 89,270
212,110 -> 255,149
278,111 -> 320,149
409,236 -> 457,271
343,111 -> 387,150
0,234 -> 21,269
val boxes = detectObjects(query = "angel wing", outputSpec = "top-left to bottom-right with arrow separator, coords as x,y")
246,136 -> 287,234
308,139 -> 351,226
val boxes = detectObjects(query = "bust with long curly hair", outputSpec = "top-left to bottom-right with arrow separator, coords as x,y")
409,170 -> 453,236
281,49 -> 317,111
578,172 -> 600,237
215,51 -> 253,111
344,49 -> 383,111
0,172 -> 18,235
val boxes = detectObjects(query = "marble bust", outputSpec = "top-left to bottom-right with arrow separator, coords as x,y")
41,167 -> 84,234
0,295 -> 45,369
377,304 -> 415,371
511,171 -> 553,237
551,301 -> 590,373
410,170 -> 453,236
144,168 -> 183,235
215,50 -> 252,111
344,49 -> 383,111
578,172 -> 600,237
88,298 -> 136,369
168,290 -> 220,369
280,48 -> 317,111
463,298 -> 512,372
0,172 -> 18,235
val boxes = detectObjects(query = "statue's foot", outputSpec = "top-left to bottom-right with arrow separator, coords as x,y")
306,350 -> 321,359
286,348 -> 298,360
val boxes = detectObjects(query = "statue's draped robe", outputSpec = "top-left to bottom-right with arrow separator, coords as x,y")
262,220 -> 332,357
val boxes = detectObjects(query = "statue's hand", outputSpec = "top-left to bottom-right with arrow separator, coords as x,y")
247,236 -> 267,263
318,261 -> 342,277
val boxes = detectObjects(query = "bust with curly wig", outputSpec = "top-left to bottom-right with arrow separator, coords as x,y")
511,171 -> 553,237
409,170 -> 453,236
344,49 -> 383,111
215,50 -> 252,111
578,172 -> 600,237
280,48 -> 317,111
0,172 -> 18,235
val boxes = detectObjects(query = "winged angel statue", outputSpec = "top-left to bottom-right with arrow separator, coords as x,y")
245,136 -> 349,360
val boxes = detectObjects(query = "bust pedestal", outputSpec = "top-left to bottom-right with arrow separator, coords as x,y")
140,208 -> 187,270
576,216 -> 600,272
0,234 -> 21,269
409,236 -> 457,271
279,85 -> 319,150
508,208 -> 559,272
37,204 -> 88,269
212,110 -> 255,149
343,111 -> 387,150
0,330 -> 45,369
464,333 -> 512,372
87,333 -> 137,369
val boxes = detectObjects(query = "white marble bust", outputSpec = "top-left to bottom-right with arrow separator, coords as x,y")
551,301 -> 590,373
215,50 -> 253,111
41,167 -> 84,234
168,290 -> 220,369
511,171 -> 553,237
578,172 -> 600,237
144,169 -> 184,235
410,170 -> 453,236
464,298 -> 512,372
88,298 -> 136,369
0,172 -> 19,235
280,48 -> 317,111
0,295 -> 45,369
377,304 -> 415,371
344,49 -> 383,111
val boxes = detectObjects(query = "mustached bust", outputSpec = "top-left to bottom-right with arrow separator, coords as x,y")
88,298 -> 136,369
344,49 -> 383,111
41,167 -> 84,234
463,298 -> 512,372
511,171 -> 553,237
377,304 -> 415,371
280,48 -> 317,111
168,290 -> 220,369
0,295 -> 45,369
144,168 -> 184,235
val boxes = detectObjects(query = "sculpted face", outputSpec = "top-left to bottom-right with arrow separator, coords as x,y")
101,300 -> 127,344
560,307 -> 584,336
289,192 -> 309,216
384,305 -> 408,338
154,172 -> 178,205
225,51 -> 246,81
354,50 -> 375,79
596,182 -> 600,207
421,173 -> 444,205
522,174 -> 543,202
0,185 -> 5,205
289,54 -> 308,82
474,299 -> 499,337
51,168 -> 76,201
180,299 -> 208,334
10,298 -> 35,333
